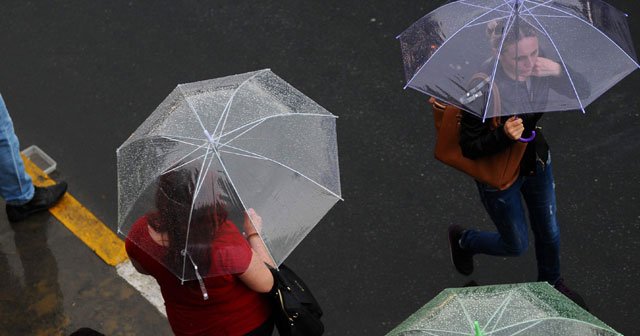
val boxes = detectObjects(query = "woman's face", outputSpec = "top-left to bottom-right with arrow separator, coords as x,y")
498,36 -> 539,81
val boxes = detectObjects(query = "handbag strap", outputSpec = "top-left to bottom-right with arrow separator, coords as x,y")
428,97 -> 448,113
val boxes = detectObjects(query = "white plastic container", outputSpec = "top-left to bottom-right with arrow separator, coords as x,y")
21,145 -> 57,174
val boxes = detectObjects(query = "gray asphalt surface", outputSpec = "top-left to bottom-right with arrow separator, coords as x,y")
1,1 -> 639,335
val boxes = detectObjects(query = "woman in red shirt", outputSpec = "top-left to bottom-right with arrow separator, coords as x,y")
125,168 -> 275,336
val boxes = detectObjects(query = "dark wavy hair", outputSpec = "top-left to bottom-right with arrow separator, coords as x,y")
148,167 -> 227,278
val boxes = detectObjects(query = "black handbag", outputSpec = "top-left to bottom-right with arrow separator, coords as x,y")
268,264 -> 324,336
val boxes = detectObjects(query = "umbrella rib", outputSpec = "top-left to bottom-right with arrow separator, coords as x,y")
525,1 -> 640,68
404,1 -> 514,90
161,152 -> 209,176
453,296 -> 475,333
212,149 -> 279,266
118,137 -> 208,225
118,135 -> 203,154
409,85 -> 471,113
219,143 -> 343,200
400,331 -> 439,336
486,317 -> 620,335
159,141 -> 210,175
218,149 -> 264,160
180,145 -> 213,281
401,329 -> 466,336
161,135 -> 205,148
193,146 -> 217,202
213,93 -> 235,138
513,1 -> 555,36
467,14 -> 512,28
213,91 -> 235,138
521,0 -> 553,11
458,0 -> 511,14
163,134 -> 208,142
500,0 -> 515,11
213,70 -> 269,139
517,15 -> 546,36
485,290 -> 515,331
523,5 -> 588,113
520,0 -> 571,19
522,13 -> 572,18
482,7 -> 518,121
177,85 -> 210,137
218,113 -> 337,141
219,119 -> 266,148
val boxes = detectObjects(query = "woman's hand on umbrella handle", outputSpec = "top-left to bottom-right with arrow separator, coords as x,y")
504,116 -> 524,140
243,208 -> 262,236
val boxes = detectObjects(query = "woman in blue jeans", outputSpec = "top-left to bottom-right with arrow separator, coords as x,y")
0,94 -> 67,222
447,19 -> 589,308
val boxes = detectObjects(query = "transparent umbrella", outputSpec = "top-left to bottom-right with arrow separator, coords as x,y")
116,69 -> 341,282
398,0 -> 639,120
386,282 -> 621,336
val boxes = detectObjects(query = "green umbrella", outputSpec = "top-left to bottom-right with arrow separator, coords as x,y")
387,282 -> 621,336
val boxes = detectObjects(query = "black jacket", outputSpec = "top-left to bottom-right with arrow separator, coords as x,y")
460,111 -> 547,176
459,61 -> 590,176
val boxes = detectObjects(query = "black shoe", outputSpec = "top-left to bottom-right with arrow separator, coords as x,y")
554,278 -> 589,311
448,225 -> 474,276
6,182 -> 68,222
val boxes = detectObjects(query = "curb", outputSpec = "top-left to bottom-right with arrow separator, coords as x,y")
22,154 -> 166,317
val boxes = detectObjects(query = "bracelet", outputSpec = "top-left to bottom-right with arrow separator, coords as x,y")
246,232 -> 259,240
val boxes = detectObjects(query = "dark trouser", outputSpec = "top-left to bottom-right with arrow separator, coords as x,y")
460,157 -> 561,284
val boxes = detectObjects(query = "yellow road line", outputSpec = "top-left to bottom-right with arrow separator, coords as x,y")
22,155 -> 128,266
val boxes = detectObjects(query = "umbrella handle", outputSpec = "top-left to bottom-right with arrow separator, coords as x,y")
518,130 -> 536,143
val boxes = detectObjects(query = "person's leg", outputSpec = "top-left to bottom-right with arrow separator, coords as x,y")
521,156 -> 588,309
460,179 -> 530,257
0,94 -> 68,222
521,157 -> 560,284
0,94 -> 34,205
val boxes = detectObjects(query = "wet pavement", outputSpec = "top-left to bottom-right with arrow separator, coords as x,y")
1,0 -> 639,335
0,188 -> 172,335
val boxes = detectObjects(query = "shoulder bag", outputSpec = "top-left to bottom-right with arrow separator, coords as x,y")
268,264 -> 324,336
430,73 -> 527,190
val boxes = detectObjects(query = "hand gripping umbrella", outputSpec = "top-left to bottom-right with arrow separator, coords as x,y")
117,69 -> 341,286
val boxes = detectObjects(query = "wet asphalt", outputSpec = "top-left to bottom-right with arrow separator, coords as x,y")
1,1 -> 639,335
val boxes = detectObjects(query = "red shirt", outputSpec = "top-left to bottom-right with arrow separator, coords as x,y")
125,215 -> 271,336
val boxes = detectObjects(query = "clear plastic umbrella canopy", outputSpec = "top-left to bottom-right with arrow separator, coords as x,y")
398,0 -> 639,119
117,69 -> 341,281
386,282 -> 621,336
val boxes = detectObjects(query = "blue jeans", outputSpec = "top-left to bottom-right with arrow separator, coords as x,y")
0,94 -> 34,205
460,156 -> 560,284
